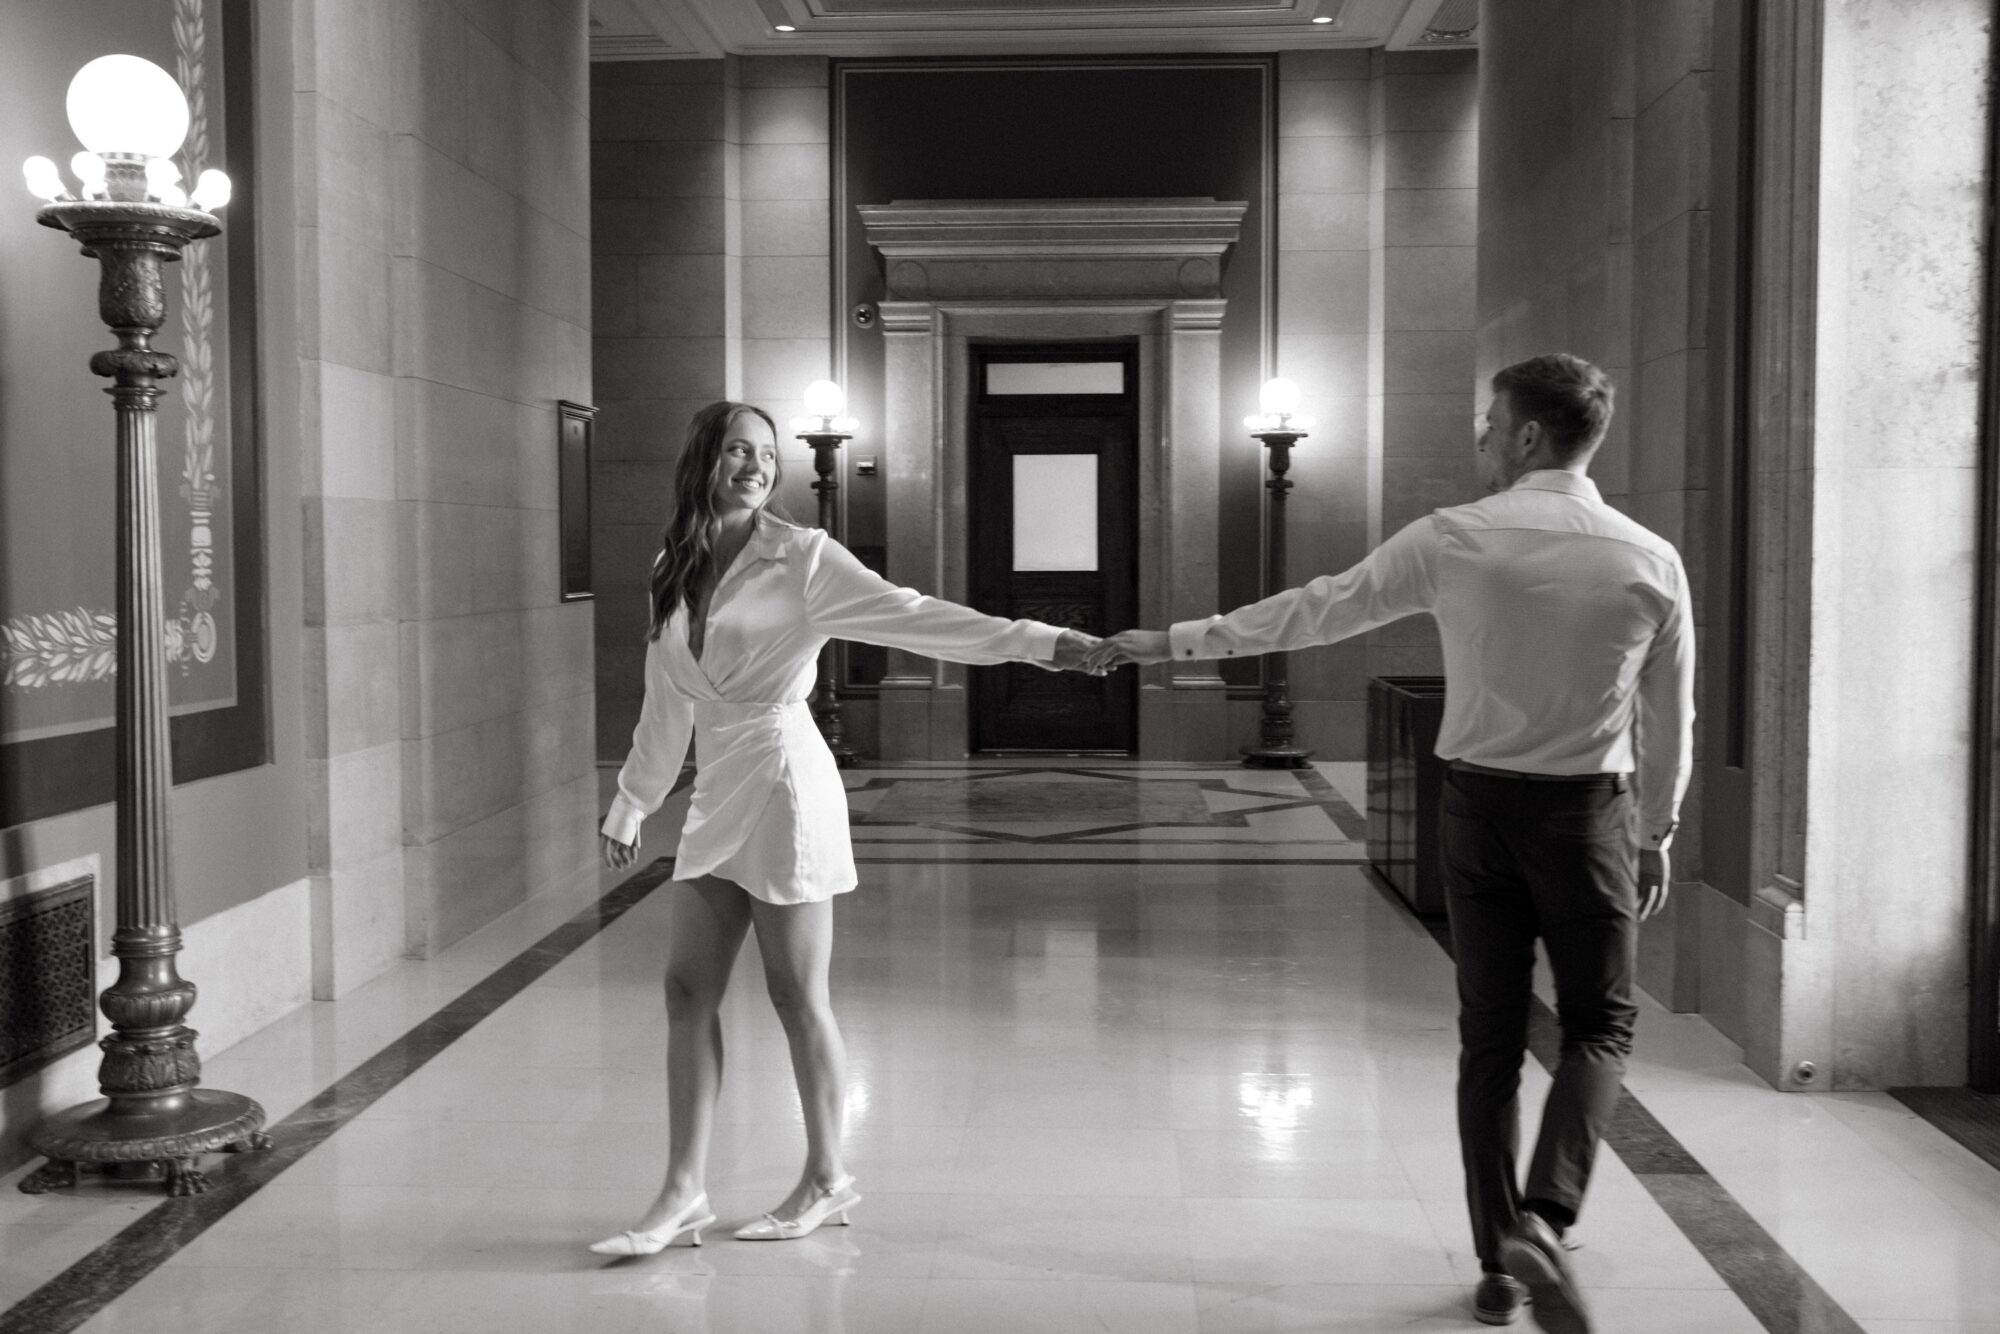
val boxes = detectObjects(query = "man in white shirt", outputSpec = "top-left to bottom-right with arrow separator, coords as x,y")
1087,354 -> 1695,1334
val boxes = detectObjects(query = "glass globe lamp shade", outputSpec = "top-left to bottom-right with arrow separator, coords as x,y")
1258,377 -> 1302,418
65,55 -> 190,160
22,156 -> 66,202
802,379 -> 846,418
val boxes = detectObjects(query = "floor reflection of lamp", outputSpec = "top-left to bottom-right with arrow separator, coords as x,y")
1242,378 -> 1315,770
792,380 -> 860,768
17,55 -> 268,1197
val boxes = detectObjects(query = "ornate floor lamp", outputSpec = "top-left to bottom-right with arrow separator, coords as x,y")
1242,378 -> 1315,770
17,55 -> 267,1196
792,380 -> 860,768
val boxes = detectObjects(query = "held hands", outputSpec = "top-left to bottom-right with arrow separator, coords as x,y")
1637,847 -> 1670,921
1080,629 -> 1171,673
1052,629 -> 1111,676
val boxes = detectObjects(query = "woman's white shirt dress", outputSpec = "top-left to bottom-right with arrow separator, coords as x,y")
602,514 -> 1064,905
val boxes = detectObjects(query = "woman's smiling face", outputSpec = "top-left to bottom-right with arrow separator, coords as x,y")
713,411 -> 779,514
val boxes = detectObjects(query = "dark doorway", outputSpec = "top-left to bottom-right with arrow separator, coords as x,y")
968,345 -> 1139,753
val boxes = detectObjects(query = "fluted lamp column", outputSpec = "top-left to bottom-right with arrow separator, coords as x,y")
17,55 -> 267,1197
792,380 -> 860,768
1242,378 -> 1314,770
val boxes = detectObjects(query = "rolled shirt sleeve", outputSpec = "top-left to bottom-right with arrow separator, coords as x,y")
1168,516 -> 1441,661
1635,553 -> 1697,850
601,637 -> 695,848
804,532 -> 1064,666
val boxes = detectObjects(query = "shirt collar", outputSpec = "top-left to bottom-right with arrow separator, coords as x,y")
1509,469 -> 1601,501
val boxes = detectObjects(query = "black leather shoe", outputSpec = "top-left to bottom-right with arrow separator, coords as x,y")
1474,1272 -> 1527,1326
1498,1211 -> 1592,1334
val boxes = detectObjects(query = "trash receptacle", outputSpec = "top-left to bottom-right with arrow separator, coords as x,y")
1366,676 -> 1447,917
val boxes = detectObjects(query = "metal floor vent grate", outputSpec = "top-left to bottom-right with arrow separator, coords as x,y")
0,876 -> 96,1089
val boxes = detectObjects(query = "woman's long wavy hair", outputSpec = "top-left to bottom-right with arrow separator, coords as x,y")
647,401 -> 785,642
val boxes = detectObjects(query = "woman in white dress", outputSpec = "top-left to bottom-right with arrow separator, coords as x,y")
589,401 -> 1097,1255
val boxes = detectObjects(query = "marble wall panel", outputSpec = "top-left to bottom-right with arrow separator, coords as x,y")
1633,74 -> 1712,241
590,80 -> 730,142
305,621 -> 404,759
1382,130 -> 1477,190
594,398 -> 714,460
1635,0 -> 1715,114
743,199 -> 832,257
595,336 -> 729,400
396,380 -> 554,511
1280,78 -> 1372,139
1278,135 -> 1374,195
305,497 -> 402,627
1278,49 -> 1372,81
319,849 -> 407,999
319,363 -> 398,502
744,257 -> 832,339
591,140 -> 728,198
1384,246 -> 1476,331
596,196 -> 726,255
400,610 -> 529,740
1382,188 -> 1475,248
389,0 -> 471,159
741,54 -> 831,88
742,85 -> 830,144
1277,251 -> 1372,334
1279,191 -> 1372,252
308,741 -> 404,871
741,143 -> 832,201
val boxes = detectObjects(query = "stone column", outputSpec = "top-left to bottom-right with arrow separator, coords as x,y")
876,298 -> 944,759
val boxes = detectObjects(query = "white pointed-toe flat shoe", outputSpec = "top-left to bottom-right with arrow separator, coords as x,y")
588,1194 -> 717,1256
733,1176 -> 861,1241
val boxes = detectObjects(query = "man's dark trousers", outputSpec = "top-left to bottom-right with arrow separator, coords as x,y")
1439,765 -> 1640,1265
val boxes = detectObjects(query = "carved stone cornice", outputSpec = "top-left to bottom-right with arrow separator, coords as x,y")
859,198 -> 1247,302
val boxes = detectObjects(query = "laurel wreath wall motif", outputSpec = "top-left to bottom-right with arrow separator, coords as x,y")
1,0 -> 222,696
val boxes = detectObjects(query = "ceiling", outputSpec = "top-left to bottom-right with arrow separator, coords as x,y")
588,0 -> 1479,61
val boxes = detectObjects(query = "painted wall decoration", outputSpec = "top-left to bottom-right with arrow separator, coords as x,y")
0,0 -> 265,827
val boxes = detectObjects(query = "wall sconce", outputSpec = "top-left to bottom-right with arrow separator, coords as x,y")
1242,378 -> 1314,770
791,381 -> 859,768
16,54 -> 264,1198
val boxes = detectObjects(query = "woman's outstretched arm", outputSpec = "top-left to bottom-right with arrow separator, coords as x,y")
601,637 -> 696,854
802,531 -> 1076,667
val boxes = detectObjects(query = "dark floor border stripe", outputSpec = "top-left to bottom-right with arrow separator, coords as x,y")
1888,1085 -> 2000,1173
1369,869 -> 1864,1334
0,860 -> 678,1334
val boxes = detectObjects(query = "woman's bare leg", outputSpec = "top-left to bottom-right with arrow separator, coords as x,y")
639,874 -> 752,1231
747,894 -> 850,1214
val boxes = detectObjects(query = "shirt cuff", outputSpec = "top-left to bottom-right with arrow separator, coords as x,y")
1027,622 -> 1064,663
601,793 -> 647,848
1169,617 -> 1221,661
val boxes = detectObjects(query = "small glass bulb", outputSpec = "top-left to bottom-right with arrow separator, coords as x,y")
834,416 -> 860,435
1291,415 -> 1315,433
190,168 -> 231,210
802,379 -> 845,418
70,150 -> 107,198
788,416 -> 816,435
158,183 -> 188,208
23,155 -> 67,202
144,156 -> 180,200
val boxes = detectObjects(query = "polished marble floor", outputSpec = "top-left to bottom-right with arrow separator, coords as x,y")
3,763 -> 1999,1332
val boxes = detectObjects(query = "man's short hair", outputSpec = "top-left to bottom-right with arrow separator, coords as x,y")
1492,354 -> 1615,461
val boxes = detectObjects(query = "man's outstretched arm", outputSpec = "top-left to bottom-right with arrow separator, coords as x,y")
1085,516 -> 1441,669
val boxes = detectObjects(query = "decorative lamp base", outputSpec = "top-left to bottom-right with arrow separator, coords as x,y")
20,1088 -> 269,1197
1242,746 -> 1314,770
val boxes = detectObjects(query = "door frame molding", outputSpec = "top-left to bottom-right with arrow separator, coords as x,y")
861,199 -> 1246,760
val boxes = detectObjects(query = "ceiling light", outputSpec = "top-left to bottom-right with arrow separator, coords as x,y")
1312,14 -> 1334,22
775,24 -> 796,32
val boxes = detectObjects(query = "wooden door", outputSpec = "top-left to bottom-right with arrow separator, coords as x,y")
969,346 -> 1139,753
